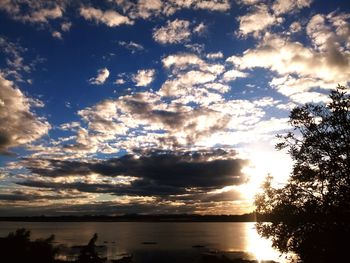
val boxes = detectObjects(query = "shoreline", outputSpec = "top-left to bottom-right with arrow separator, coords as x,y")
0,213 -> 260,223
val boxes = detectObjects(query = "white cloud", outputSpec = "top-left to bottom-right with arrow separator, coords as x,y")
192,0 -> 230,12
89,68 -> 110,85
135,0 -> 163,19
306,14 -> 331,50
290,21 -> 302,33
227,33 -> 350,83
237,0 -> 260,5
118,41 -> 144,53
80,7 -> 133,27
115,79 -> 126,85
272,0 -> 313,15
132,69 -> 156,87
237,4 -> 280,37
153,19 -> 191,44
22,6 -> 63,23
222,69 -> 249,82
61,22 -> 72,32
270,75 -> 336,103
162,53 -> 224,75
0,74 -> 50,154
194,22 -> 207,35
206,52 -> 224,59
52,31 -> 62,40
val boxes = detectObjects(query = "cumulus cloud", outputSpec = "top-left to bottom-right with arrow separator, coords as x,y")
134,0 -> 163,19
153,19 -> 191,44
290,21 -> 302,33
132,69 -> 156,87
237,4 -> 280,37
0,74 -> 50,154
222,69 -> 249,82
80,7 -> 133,27
270,75 -> 333,103
89,68 -> 110,85
272,0 -> 313,15
227,32 -> 350,84
0,1 -> 64,24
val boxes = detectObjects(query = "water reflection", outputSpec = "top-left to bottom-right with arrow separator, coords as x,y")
0,222 -> 286,262
245,224 -> 282,263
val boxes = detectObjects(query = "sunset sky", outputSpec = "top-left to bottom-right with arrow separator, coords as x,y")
0,0 -> 349,216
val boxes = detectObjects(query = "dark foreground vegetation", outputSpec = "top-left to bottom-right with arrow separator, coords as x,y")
255,86 -> 350,263
0,228 -> 277,263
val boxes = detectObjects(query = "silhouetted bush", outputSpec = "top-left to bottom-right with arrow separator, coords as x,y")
0,228 -> 57,263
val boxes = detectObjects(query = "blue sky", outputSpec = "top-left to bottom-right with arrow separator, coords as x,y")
0,0 -> 349,216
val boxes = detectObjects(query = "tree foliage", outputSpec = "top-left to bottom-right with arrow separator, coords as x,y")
255,85 -> 350,262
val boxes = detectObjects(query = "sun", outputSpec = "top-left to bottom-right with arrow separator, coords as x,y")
240,143 -> 293,200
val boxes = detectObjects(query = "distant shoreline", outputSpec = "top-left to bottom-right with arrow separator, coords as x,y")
0,213 -> 260,222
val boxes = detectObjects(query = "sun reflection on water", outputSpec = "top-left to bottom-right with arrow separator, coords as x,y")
245,223 -> 282,263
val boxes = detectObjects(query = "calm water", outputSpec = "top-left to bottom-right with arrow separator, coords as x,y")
0,222 -> 284,262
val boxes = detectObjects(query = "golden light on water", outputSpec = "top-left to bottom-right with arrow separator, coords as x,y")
245,223 -> 282,263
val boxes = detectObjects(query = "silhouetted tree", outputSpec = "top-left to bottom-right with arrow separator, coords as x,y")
77,233 -> 106,263
255,85 -> 350,262
0,228 -> 57,263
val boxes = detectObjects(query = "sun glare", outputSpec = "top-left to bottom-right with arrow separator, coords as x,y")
241,144 -> 293,200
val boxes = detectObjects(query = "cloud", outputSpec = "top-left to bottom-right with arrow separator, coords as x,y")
227,32 -> 350,84
0,74 -> 50,154
132,69 -> 156,87
0,36 -> 43,82
290,21 -> 302,33
162,53 -> 224,75
134,0 -> 163,19
80,7 -> 133,27
118,41 -> 144,53
237,4 -> 280,37
193,0 -> 230,11
206,52 -> 224,59
0,189 -> 86,202
61,21 -> 72,32
21,6 -> 63,23
89,68 -> 110,85
194,22 -> 207,35
270,75 -> 333,103
0,1 -> 64,24
237,0 -> 260,5
19,150 -> 248,197
222,69 -> 249,82
153,19 -> 191,44
272,0 -> 313,15
52,31 -> 62,39
119,0 -> 230,18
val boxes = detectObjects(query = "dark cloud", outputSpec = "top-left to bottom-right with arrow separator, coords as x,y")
0,190 -> 86,201
20,149 -> 248,197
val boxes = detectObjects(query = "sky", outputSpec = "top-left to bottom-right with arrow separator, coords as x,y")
0,0 -> 349,216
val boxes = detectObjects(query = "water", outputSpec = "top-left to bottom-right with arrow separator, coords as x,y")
0,222 -> 283,262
